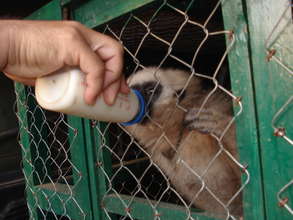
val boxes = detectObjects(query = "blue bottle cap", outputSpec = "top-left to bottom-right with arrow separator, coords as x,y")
121,89 -> 146,126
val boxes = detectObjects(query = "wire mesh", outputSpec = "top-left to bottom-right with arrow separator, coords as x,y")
265,0 -> 293,215
15,85 -> 86,220
13,0 -> 253,219
93,0 -> 248,219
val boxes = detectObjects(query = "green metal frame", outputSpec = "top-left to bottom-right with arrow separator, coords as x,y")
72,0 -> 156,28
245,0 -> 293,219
221,1 -> 266,219
16,0 -> 292,219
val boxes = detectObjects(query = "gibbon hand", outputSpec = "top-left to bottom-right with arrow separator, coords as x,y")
0,20 -> 130,105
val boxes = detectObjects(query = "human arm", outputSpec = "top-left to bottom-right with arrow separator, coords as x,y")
0,20 -> 129,105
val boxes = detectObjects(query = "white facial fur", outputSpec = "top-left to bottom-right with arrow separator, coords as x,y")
127,67 -> 191,106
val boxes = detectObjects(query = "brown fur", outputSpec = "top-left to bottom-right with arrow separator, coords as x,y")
123,67 -> 242,218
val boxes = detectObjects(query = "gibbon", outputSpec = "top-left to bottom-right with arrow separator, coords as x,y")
123,67 -> 242,217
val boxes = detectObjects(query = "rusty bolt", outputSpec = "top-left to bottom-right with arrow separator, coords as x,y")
234,96 -> 242,105
79,212 -> 86,217
274,128 -> 286,137
228,30 -> 234,41
96,161 -> 103,167
91,120 -> 97,127
266,49 -> 276,62
278,198 -> 289,207
154,212 -> 161,217
241,164 -> 248,173
74,128 -> 78,135
125,207 -> 131,213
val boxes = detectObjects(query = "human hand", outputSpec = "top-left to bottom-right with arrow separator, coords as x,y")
0,20 -> 129,105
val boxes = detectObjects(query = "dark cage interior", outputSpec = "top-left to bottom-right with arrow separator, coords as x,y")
96,0 -> 231,88
91,0 -> 242,219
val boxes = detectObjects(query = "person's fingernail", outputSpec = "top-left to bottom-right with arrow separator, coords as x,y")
91,95 -> 98,105
85,91 -> 96,106
87,99 -> 94,106
104,88 -> 116,105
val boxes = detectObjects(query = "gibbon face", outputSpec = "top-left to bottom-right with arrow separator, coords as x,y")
127,67 -> 202,125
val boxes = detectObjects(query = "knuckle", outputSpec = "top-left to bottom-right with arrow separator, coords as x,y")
66,20 -> 82,29
113,41 -> 124,54
64,28 -> 79,41
106,37 -> 124,54
61,24 -> 83,41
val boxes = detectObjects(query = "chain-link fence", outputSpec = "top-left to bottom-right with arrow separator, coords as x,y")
265,0 -> 293,215
15,84 -> 92,219
14,0 -> 292,220
92,1 -> 248,219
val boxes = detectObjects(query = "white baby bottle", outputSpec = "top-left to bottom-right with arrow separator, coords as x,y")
35,68 -> 145,125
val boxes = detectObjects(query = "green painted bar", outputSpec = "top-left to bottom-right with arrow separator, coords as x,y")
95,123 -> 118,220
34,185 -> 90,219
60,0 -> 72,6
82,120 -> 104,220
72,0 -> 156,28
83,120 -> 118,220
27,0 -> 61,20
221,0 -> 266,220
245,0 -> 293,219
67,116 -> 94,220
103,194 -> 223,220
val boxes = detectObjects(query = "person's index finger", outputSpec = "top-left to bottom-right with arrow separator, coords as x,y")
103,79 -> 121,106
78,45 -> 105,105
68,24 -> 124,104
95,42 -> 124,89
80,28 -> 124,89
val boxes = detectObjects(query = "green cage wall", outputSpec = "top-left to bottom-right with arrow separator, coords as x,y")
15,0 -> 292,220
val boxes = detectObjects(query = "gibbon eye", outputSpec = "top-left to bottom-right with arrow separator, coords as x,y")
146,89 -> 155,94
131,81 -> 162,105
144,82 -> 156,91
143,82 -> 162,98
